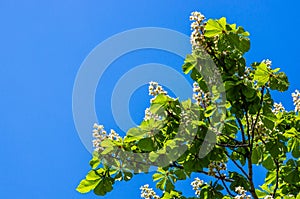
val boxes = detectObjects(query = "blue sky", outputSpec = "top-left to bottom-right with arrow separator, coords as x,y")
0,0 -> 299,198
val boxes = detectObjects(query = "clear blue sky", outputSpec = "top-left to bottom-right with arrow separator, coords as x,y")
0,0 -> 299,198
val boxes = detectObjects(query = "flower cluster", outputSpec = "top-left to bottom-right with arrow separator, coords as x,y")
292,90 -> 300,112
191,177 -> 204,196
92,123 -> 121,152
262,59 -> 272,68
144,108 -> 161,121
193,82 -> 210,106
148,81 -> 168,103
148,81 -> 167,96
208,161 -> 227,177
272,102 -> 285,114
234,186 -> 251,199
140,184 -> 160,199
189,11 -> 206,47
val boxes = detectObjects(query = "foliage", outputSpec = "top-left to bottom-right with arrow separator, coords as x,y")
76,12 -> 300,199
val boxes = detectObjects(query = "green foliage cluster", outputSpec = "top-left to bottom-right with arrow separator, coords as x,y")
77,15 -> 300,199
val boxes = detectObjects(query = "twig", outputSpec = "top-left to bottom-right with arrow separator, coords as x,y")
216,169 -> 235,197
224,151 -> 250,180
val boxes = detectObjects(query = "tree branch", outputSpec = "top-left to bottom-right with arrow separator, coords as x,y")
272,159 -> 280,198
217,143 -> 249,148
224,150 -> 250,181
237,117 -> 246,144
216,169 -> 235,197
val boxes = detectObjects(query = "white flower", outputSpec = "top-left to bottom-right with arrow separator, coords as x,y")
191,177 -> 204,196
148,81 -> 167,96
189,11 -> 205,47
272,102 -> 285,114
235,186 -> 246,195
140,184 -> 160,199
192,82 -> 210,106
144,108 -> 161,121
262,59 -> 272,68
92,123 -> 122,152
292,90 -> 300,112
234,186 -> 251,199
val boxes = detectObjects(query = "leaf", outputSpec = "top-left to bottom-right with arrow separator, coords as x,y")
93,177 -> 114,196
183,54 -> 197,74
89,156 -> 100,169
127,127 -> 144,137
262,155 -> 276,170
269,72 -> 289,92
253,62 -> 270,86
205,18 -> 226,37
226,32 -> 250,53
174,170 -> 187,180
137,138 -> 155,152
153,173 -> 164,181
76,178 -> 101,193
86,170 -> 101,181
252,146 -> 263,165
229,172 -> 250,191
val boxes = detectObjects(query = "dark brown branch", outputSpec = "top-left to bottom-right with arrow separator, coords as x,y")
272,159 -> 280,198
245,112 -> 251,146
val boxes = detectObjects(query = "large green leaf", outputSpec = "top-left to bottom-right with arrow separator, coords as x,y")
76,178 -> 101,193
253,62 -> 270,87
205,17 -> 226,37
93,177 -> 114,196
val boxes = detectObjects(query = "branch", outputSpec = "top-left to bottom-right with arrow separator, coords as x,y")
250,86 -> 265,150
217,143 -> 249,148
219,133 -> 244,145
224,150 -> 250,181
216,169 -> 235,197
168,162 -> 235,183
245,112 -> 251,146
196,170 -> 234,183
272,159 -> 280,198
237,117 -> 246,144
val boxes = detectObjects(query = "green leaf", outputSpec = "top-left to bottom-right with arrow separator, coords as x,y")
262,155 -> 276,170
127,127 -> 144,137
93,177 -> 114,196
89,156 -> 100,169
86,170 -> 101,181
255,189 -> 267,198
252,145 -> 263,165
226,32 -> 250,53
253,62 -> 270,86
229,172 -> 250,191
269,72 -> 289,92
183,54 -> 197,74
137,138 -> 155,152
153,173 -> 164,181
76,178 -> 101,193
174,169 -> 187,180
205,18 -> 226,37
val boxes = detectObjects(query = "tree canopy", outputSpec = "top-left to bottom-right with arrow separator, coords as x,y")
76,12 -> 300,199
